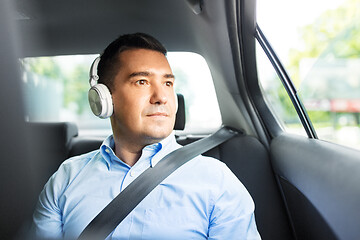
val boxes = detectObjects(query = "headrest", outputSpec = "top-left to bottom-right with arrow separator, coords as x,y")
26,122 -> 78,147
174,94 -> 186,130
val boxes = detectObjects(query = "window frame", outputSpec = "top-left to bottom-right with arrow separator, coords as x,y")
237,0 -> 317,140
254,25 -> 318,139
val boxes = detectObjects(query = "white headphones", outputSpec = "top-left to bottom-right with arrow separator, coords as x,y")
88,57 -> 113,118
88,55 -> 179,119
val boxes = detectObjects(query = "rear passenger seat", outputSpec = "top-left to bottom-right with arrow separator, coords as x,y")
26,121 -> 78,194
28,94 -> 294,239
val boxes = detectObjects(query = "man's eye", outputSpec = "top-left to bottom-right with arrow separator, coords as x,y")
165,81 -> 174,87
136,80 -> 147,85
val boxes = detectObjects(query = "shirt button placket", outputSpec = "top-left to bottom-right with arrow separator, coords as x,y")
121,169 -> 135,191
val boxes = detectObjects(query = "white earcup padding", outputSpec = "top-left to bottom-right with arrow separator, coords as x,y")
88,83 -> 113,118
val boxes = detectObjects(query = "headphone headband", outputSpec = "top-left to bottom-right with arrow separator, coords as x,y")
89,57 -> 101,87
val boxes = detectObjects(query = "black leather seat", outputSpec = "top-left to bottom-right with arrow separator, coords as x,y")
26,122 -> 78,194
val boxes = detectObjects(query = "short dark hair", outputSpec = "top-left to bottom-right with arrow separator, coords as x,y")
97,32 -> 167,91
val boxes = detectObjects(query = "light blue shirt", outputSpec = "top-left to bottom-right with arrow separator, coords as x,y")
32,133 -> 261,239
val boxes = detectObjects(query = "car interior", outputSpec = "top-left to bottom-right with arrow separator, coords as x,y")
1,0 -> 360,239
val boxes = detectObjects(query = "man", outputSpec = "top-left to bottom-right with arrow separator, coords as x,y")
32,33 -> 261,239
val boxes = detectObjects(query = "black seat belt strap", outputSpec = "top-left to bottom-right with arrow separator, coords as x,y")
78,126 -> 240,240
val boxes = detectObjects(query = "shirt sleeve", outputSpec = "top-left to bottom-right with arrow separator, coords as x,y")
31,164 -> 69,239
207,164 -> 261,240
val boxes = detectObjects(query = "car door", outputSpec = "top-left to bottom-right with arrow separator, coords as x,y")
238,0 -> 360,239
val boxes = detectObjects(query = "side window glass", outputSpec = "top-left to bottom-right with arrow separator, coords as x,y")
168,52 -> 222,134
256,42 -> 306,136
257,0 -> 360,150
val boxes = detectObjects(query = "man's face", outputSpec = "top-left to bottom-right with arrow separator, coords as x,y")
110,49 -> 177,147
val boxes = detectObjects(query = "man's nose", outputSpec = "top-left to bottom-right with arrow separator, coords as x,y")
150,83 -> 168,105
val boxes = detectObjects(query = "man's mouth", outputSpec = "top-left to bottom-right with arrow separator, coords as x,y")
146,112 -> 169,117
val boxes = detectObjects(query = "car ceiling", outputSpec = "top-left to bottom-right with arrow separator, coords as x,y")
15,0 -> 207,57
13,0 -> 259,137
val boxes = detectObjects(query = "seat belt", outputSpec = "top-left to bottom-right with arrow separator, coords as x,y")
78,126 -> 241,240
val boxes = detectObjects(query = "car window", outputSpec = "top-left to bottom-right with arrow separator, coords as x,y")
256,0 -> 360,150
255,43 -> 307,136
21,52 -> 221,136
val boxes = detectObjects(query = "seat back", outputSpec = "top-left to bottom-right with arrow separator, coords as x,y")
26,122 -> 78,194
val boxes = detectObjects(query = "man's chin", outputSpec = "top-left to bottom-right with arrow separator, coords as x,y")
142,129 -> 173,143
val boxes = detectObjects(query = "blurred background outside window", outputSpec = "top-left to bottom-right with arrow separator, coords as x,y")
257,0 -> 360,150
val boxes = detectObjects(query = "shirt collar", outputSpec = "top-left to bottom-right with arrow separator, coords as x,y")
150,132 -> 180,167
99,131 -> 180,169
100,135 -> 116,170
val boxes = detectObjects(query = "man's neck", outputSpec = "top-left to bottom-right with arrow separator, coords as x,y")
112,135 -> 161,167
114,143 -> 142,166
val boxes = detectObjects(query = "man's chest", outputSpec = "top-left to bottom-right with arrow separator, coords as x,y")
60,173 -> 213,239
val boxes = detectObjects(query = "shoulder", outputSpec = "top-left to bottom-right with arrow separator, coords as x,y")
60,150 -> 98,175
33,150 -> 101,223
189,154 -> 234,180
181,154 -> 241,187
44,150 -> 99,197
190,154 -> 253,202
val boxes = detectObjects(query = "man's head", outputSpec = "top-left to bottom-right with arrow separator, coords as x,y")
97,33 -> 167,92
97,33 -> 177,149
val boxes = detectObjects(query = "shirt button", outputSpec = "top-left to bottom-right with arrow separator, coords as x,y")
130,171 -> 136,177
105,148 -> 110,153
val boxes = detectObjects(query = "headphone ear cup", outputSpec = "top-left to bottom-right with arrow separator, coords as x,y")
88,83 -> 113,118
